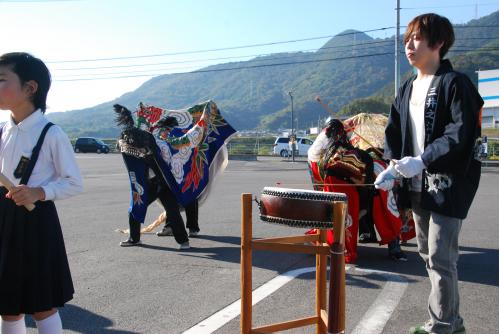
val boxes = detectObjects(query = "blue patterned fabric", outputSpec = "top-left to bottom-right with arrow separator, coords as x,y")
118,101 -> 236,223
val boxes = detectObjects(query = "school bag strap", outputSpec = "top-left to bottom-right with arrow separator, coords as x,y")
20,122 -> 54,185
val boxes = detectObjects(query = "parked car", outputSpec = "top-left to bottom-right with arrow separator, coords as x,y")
74,137 -> 110,153
272,136 -> 314,157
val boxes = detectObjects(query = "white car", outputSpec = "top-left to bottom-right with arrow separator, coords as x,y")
272,136 -> 314,157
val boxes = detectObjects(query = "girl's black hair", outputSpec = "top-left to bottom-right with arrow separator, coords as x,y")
0,52 -> 51,113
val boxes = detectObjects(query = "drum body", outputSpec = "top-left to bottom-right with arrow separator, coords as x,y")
259,187 -> 347,229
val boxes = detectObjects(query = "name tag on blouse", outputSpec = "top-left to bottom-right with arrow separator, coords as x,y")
14,156 -> 30,179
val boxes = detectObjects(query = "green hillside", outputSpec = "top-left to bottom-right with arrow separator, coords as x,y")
48,11 -> 499,138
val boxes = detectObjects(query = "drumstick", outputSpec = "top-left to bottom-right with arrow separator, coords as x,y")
276,182 -> 375,187
275,181 -> 399,187
0,172 -> 36,211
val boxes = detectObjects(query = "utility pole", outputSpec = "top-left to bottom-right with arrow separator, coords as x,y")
395,0 -> 401,96
288,91 -> 295,162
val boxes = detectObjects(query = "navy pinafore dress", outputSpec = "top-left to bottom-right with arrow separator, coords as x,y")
0,123 -> 74,315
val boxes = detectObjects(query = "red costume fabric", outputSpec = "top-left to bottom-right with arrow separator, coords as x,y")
372,159 -> 416,243
323,175 -> 359,264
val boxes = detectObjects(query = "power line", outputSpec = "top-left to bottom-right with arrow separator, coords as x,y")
53,40 -> 396,72
52,35 -> 499,73
53,41 -> 499,82
44,24 -> 499,65
52,40 -> 394,71
402,2 -> 499,10
54,37 -> 499,78
55,48 -> 395,78
453,25 -> 499,28
0,0 -> 79,2
54,52 -> 394,82
46,27 -> 396,64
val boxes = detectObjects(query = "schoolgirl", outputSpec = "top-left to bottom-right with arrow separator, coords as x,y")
0,52 -> 83,334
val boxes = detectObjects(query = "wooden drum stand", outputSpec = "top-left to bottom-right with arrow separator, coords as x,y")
240,187 -> 348,334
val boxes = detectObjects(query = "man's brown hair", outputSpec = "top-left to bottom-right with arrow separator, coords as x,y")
404,13 -> 455,59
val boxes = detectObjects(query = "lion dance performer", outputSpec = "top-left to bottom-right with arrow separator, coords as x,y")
115,101 -> 236,249
308,117 -> 413,263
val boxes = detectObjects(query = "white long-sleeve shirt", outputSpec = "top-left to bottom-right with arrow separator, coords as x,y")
408,75 -> 433,192
0,110 -> 83,201
307,131 -> 329,163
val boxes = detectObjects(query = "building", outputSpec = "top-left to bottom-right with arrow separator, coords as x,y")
478,69 -> 499,128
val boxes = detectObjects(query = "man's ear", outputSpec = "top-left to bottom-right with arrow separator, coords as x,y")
434,41 -> 444,52
23,80 -> 38,96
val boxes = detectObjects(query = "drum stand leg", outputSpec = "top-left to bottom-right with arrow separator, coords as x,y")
241,194 -> 253,334
316,229 -> 328,334
328,202 -> 347,334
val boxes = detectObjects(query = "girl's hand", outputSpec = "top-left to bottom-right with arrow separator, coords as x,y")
5,185 -> 45,206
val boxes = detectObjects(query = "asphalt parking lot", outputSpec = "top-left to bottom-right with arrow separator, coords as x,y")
22,154 -> 499,333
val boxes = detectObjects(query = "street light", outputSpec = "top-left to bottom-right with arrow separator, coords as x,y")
288,91 -> 295,162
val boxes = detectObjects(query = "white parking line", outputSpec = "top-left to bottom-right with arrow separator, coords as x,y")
350,268 -> 409,334
182,266 -> 407,334
83,173 -> 127,178
182,266 -> 318,334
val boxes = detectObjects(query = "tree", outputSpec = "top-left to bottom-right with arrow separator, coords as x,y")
338,96 -> 391,116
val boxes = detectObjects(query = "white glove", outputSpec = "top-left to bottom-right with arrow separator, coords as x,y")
374,164 -> 399,191
394,155 -> 426,178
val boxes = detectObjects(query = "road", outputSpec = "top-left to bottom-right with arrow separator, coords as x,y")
22,154 -> 499,333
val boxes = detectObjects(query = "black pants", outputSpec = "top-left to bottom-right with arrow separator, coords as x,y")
165,200 -> 199,232
358,187 -> 376,237
129,179 -> 189,244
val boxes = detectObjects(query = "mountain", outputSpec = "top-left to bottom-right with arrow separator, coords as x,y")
48,11 -> 499,138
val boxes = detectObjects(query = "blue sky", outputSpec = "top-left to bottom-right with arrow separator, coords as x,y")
1,0 -> 499,121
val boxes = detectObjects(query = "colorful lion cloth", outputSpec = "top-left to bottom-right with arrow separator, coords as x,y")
115,101 -> 236,225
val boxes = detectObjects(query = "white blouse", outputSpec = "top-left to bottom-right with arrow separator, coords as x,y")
0,110 -> 83,201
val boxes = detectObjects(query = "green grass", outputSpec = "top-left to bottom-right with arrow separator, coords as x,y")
483,128 -> 499,138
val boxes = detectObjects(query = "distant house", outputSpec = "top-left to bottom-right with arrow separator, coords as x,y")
478,69 -> 499,128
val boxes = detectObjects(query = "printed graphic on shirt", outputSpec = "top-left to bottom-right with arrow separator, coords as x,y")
425,172 -> 453,205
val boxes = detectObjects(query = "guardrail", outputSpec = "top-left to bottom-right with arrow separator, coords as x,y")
486,137 -> 499,160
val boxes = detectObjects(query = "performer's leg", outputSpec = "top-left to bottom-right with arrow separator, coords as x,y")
157,187 -> 189,246
129,214 -> 141,242
120,214 -> 142,246
358,187 -> 377,243
156,213 -> 174,236
387,237 -> 407,261
121,176 -> 159,246
186,199 -> 199,236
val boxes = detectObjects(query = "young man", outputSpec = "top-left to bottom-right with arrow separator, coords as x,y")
375,14 -> 483,334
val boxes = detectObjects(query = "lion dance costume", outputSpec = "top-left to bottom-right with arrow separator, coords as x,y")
115,101 -> 236,246
308,117 -> 415,263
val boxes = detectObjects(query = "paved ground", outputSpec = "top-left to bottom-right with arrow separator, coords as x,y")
21,154 -> 499,333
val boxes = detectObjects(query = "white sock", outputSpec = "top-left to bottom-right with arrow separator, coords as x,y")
1,318 -> 26,334
35,311 -> 62,334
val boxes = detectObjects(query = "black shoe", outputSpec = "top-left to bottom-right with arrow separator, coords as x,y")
120,238 -> 142,247
156,226 -> 173,236
389,251 -> 408,261
359,233 -> 378,244
189,229 -> 200,237
179,241 -> 191,250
